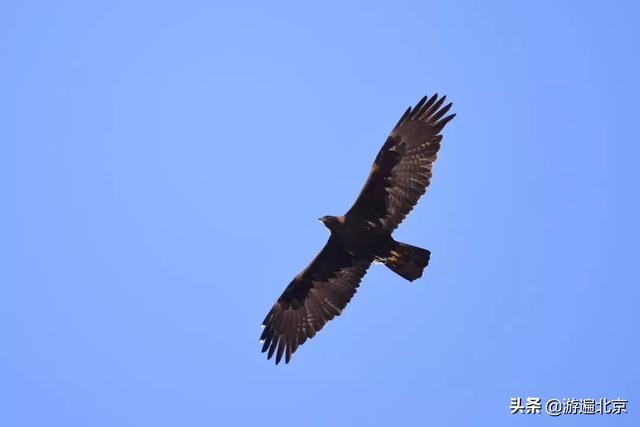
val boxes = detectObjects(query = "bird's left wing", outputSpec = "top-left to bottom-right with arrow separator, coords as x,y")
346,94 -> 455,232
260,236 -> 372,364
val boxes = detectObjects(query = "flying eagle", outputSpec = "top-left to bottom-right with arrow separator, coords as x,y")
260,94 -> 455,364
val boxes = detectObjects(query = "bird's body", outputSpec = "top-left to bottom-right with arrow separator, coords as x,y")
260,94 -> 456,364
320,215 -> 388,258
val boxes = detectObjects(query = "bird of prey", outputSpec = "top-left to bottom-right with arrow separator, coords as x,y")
260,94 -> 455,364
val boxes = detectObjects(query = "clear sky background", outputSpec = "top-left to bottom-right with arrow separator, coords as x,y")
2,1 -> 639,426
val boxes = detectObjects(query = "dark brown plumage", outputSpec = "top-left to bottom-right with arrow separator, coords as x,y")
260,94 -> 455,364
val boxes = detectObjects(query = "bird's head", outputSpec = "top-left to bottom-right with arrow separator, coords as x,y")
319,215 -> 343,233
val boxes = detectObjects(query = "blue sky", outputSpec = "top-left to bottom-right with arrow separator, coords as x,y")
2,1 -> 639,426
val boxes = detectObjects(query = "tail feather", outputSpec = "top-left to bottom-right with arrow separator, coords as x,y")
383,241 -> 430,282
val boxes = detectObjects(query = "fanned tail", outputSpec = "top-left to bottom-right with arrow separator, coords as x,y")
383,241 -> 430,282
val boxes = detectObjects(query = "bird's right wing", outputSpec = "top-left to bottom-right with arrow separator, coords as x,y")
260,237 -> 372,364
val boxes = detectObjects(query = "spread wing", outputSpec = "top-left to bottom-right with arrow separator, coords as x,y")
260,237 -> 372,364
346,94 -> 455,232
